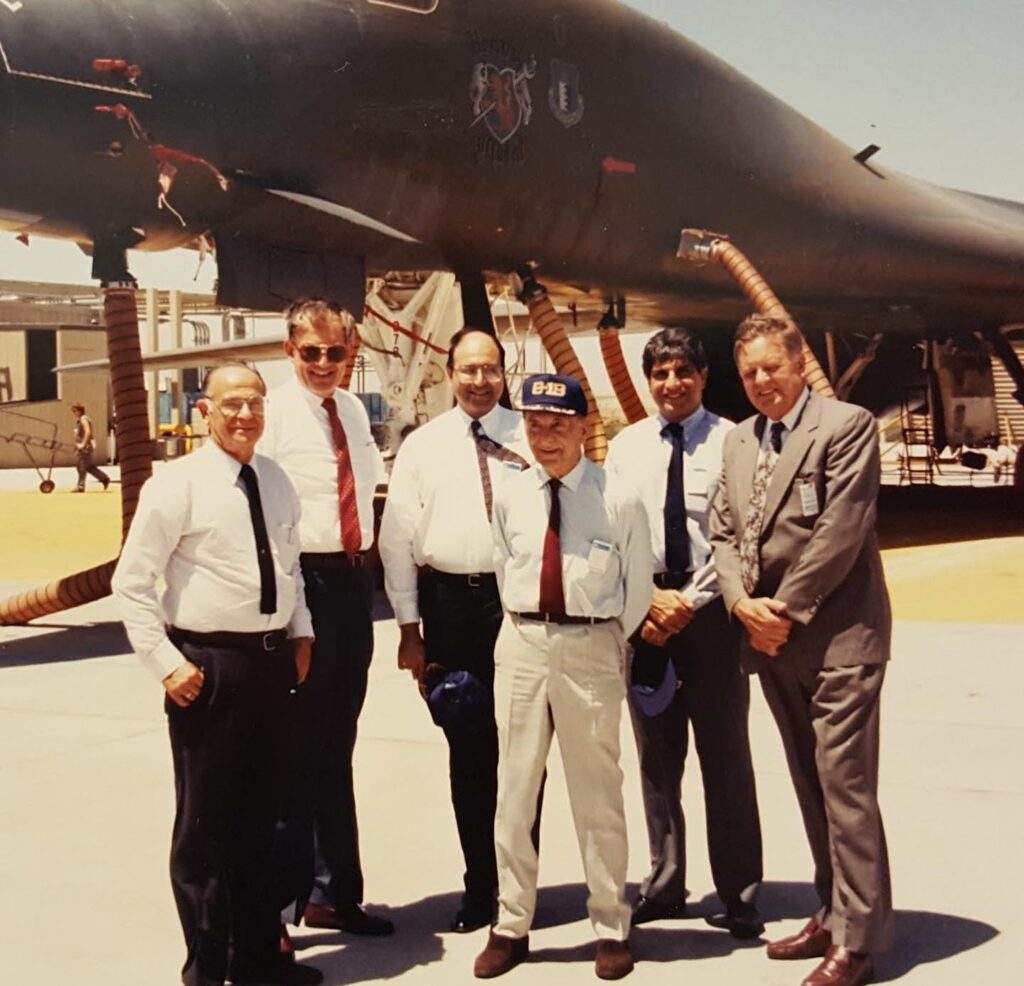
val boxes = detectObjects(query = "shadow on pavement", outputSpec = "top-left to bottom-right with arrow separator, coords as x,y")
877,486 -> 1023,549
0,620 -> 132,667
874,909 -> 999,982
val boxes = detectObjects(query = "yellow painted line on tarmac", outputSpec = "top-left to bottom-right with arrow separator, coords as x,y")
883,537 -> 1024,625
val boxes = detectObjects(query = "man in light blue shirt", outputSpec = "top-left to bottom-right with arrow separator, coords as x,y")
605,328 -> 763,939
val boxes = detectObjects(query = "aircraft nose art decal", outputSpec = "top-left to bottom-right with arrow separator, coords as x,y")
469,58 -> 536,144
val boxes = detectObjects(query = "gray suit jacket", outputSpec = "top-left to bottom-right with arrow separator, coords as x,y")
710,391 -> 891,674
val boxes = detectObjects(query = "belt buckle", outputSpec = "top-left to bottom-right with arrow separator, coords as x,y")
543,613 -> 554,624
351,552 -> 365,568
467,573 -> 481,588
261,632 -> 277,652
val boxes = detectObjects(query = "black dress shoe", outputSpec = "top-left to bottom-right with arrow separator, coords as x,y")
230,958 -> 323,985
451,899 -> 495,933
630,895 -> 687,926
303,902 -> 395,936
704,903 -> 765,940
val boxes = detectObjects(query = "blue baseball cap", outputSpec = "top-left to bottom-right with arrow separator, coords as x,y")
629,645 -> 679,718
519,373 -> 588,416
426,669 -> 494,734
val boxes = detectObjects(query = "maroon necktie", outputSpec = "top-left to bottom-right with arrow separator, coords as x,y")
322,398 -> 362,556
539,478 -> 566,615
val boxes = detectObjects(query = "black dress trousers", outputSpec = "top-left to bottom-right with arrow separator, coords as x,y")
167,635 -> 296,986
418,571 -> 503,908
297,559 -> 375,910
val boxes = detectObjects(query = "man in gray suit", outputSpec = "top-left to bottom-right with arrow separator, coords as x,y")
710,314 -> 892,986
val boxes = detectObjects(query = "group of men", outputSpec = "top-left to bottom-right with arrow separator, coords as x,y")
113,295 -> 893,986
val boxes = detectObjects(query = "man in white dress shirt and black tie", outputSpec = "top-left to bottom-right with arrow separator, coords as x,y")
259,299 -> 392,941
474,373 -> 652,981
604,328 -> 763,938
379,327 -> 532,934
112,363 -> 322,986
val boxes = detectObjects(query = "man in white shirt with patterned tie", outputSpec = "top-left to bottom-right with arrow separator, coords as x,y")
474,373 -> 652,981
604,328 -> 763,938
259,299 -> 392,942
113,363 -> 321,986
379,327 -> 533,934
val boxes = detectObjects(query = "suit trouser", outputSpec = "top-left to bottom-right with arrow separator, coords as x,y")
167,635 -> 296,986
418,571 -> 502,907
298,559 -> 374,910
493,616 -> 631,942
628,598 -> 762,909
75,447 -> 109,489
758,660 -> 893,954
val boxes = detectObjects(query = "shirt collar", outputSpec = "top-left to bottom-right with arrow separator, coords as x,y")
456,402 -> 506,435
534,453 -> 587,492
657,404 -> 706,439
779,387 -> 810,433
204,437 -> 251,482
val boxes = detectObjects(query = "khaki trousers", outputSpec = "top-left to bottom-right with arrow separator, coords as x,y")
493,615 -> 631,941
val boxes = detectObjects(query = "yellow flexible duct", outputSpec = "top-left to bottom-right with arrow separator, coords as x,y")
0,288 -> 153,626
677,230 -> 836,399
522,289 -> 608,464
339,333 -> 362,391
598,328 -> 647,424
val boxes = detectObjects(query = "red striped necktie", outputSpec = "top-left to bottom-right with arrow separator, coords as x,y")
322,397 -> 362,556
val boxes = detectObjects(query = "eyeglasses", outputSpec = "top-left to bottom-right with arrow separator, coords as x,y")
453,364 -> 503,383
209,397 -> 267,416
297,344 -> 347,364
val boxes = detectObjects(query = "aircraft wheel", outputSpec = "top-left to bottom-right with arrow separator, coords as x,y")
39,479 -> 56,494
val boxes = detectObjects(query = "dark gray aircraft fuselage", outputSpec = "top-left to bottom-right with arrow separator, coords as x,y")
1,0 -> 1023,333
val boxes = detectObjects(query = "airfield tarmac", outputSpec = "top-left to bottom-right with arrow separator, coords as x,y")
1,466 -> 1022,985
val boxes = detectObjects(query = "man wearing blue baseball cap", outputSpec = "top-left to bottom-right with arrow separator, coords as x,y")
474,373 -> 652,981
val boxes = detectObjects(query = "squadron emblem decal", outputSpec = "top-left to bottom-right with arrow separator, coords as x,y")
548,59 -> 584,128
469,58 -> 536,146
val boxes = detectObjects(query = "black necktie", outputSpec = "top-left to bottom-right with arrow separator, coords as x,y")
770,421 -> 785,454
662,422 -> 690,576
238,463 -> 277,615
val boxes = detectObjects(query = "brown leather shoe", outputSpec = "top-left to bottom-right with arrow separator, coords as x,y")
474,931 -> 529,979
801,946 -> 873,986
595,939 -> 634,980
302,902 -> 394,936
280,923 -> 295,962
767,918 -> 832,960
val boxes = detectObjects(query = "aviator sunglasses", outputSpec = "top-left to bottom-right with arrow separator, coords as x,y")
297,343 -> 347,364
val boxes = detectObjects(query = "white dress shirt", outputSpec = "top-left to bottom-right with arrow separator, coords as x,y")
258,376 -> 385,553
378,403 -> 531,625
492,456 -> 653,638
112,441 -> 314,682
605,405 -> 733,611
759,387 -> 811,452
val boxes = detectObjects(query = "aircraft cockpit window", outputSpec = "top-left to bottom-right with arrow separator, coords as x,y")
366,0 -> 439,13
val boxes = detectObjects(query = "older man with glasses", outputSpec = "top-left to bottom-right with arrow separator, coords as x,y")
259,299 -> 392,949
113,363 -> 321,986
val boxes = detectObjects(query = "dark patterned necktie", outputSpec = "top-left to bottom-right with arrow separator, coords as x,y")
538,478 -> 566,615
662,422 -> 690,576
471,418 -> 529,521
238,463 -> 277,615
739,421 -> 785,594
323,398 -> 362,556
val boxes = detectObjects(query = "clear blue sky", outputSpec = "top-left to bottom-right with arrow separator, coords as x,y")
626,0 -> 1024,201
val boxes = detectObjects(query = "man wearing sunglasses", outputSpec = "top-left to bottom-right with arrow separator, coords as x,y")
259,299 -> 391,947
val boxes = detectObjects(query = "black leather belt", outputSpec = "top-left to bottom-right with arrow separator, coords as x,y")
301,551 -> 368,569
513,612 -> 612,626
419,567 -> 497,589
169,627 -> 289,652
654,571 -> 689,590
